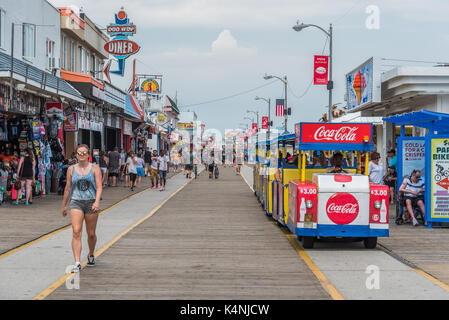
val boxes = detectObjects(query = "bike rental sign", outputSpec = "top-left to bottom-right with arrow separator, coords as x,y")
429,138 -> 449,221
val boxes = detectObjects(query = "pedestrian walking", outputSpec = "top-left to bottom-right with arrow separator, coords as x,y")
144,149 -> 152,177
99,151 -> 109,187
158,150 -> 170,191
126,151 -> 138,191
119,149 -> 126,181
62,144 -> 103,273
15,149 -> 36,205
150,150 -> 159,189
108,147 -> 121,187
136,152 -> 145,188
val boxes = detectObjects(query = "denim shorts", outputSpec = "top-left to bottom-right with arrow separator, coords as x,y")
136,167 -> 145,177
159,170 -> 167,179
70,199 -> 96,214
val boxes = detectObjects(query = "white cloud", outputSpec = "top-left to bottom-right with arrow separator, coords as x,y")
162,29 -> 257,58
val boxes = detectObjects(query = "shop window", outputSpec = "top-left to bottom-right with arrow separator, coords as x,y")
23,23 -> 36,58
79,47 -> 85,73
70,40 -> 75,72
46,38 -> 55,71
61,35 -> 67,70
0,9 -> 5,49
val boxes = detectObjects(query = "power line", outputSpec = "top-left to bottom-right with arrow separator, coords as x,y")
332,0 -> 368,25
178,80 -> 278,108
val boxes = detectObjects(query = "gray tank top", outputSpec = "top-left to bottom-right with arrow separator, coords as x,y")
71,164 -> 97,201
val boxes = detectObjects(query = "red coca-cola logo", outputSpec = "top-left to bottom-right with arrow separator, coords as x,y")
326,193 -> 359,225
313,126 -> 358,142
300,123 -> 372,144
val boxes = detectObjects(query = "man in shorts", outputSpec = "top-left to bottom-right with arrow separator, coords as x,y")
126,151 -> 138,191
108,147 -> 121,187
150,150 -> 159,189
158,150 -> 170,191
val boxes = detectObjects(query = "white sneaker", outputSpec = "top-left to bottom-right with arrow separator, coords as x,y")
412,218 -> 419,226
71,263 -> 81,273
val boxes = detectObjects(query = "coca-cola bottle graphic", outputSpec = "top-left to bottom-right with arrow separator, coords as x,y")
380,199 -> 387,223
299,197 -> 306,222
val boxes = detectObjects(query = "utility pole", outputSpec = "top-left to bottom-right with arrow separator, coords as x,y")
284,76 -> 288,134
328,24 -> 333,122
9,23 -> 15,102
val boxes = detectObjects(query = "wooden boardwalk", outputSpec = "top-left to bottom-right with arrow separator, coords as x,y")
47,167 -> 330,300
0,171 -> 178,254
379,210 -> 449,286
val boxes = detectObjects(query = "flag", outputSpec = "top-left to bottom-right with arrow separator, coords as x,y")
276,99 -> 285,117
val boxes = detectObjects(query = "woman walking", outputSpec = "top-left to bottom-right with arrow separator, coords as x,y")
62,145 -> 103,273
15,149 -> 35,205
135,152 -> 145,188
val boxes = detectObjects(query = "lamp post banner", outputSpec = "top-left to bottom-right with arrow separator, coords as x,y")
313,55 -> 329,85
262,117 -> 269,130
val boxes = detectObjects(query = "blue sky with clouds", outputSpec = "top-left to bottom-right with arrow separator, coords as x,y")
48,0 -> 449,133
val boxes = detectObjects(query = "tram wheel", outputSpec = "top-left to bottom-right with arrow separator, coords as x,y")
302,236 -> 314,249
364,237 -> 377,249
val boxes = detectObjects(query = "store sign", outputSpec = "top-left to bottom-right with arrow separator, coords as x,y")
300,123 -> 372,144
104,10 -> 140,82
346,57 -> 381,111
92,86 -> 106,101
157,113 -> 166,124
313,55 -> 329,85
64,112 -> 78,132
79,118 -> 102,132
401,139 -> 425,180
430,138 -> 449,220
124,120 -> 132,135
139,78 -> 161,95
178,123 -> 194,130
46,102 -> 63,116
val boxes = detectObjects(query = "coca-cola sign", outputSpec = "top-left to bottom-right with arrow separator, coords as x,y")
300,123 -> 372,144
326,193 -> 360,225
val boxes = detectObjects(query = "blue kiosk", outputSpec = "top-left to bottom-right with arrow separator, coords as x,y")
384,110 -> 449,228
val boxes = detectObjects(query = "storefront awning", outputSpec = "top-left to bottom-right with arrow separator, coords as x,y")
383,110 -> 449,133
125,94 -> 144,120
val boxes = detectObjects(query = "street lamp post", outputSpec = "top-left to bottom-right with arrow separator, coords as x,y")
293,21 -> 333,122
255,96 -> 271,141
263,74 -> 288,133
246,110 -> 259,135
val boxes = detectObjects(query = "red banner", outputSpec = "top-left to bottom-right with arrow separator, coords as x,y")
300,123 -> 372,144
252,123 -> 258,133
262,117 -> 269,130
313,55 -> 329,85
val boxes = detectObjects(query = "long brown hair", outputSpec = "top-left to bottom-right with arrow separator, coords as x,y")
25,149 -> 35,163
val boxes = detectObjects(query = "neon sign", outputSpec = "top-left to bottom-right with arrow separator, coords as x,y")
104,8 -> 140,82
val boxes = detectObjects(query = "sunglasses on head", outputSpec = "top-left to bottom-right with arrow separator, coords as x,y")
77,151 -> 88,156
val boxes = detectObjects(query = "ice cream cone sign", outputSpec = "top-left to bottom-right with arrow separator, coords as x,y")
353,72 -> 367,105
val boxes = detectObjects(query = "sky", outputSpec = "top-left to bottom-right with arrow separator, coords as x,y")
47,0 -> 449,134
